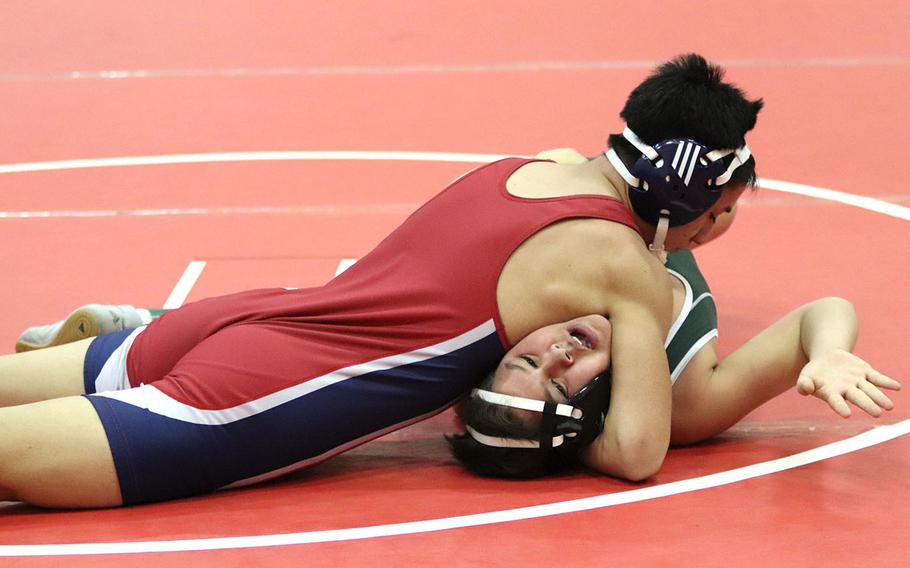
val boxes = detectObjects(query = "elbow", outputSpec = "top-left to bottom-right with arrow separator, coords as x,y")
812,296 -> 855,314
618,454 -> 665,482
612,435 -> 668,482
808,296 -> 856,320
585,420 -> 671,481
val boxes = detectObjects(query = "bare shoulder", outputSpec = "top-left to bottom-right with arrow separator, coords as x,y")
535,147 -> 588,164
497,218 -> 672,342
506,160 -> 613,199
580,221 -> 673,311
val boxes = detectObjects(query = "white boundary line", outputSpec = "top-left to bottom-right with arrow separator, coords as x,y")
2,150 -> 907,556
1,151 -> 908,221
0,151 -> 511,174
0,56 -> 906,82
756,178 -> 910,221
3,419 -> 907,556
162,261 -> 207,309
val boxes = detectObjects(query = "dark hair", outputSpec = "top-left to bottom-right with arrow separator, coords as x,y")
608,53 -> 764,188
447,373 -> 575,479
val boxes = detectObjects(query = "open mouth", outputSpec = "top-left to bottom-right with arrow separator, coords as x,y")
568,325 -> 597,350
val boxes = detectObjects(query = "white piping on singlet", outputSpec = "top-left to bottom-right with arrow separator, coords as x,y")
671,330 -> 719,384
664,268 -> 693,348
665,270 -> 718,384
94,319 -> 498,425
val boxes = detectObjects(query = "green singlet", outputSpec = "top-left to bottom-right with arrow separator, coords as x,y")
664,251 -> 718,383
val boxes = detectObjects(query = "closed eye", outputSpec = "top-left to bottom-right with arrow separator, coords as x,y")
520,355 -> 539,368
551,379 -> 569,399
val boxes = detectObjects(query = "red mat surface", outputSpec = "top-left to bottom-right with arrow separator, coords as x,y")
0,2 -> 907,565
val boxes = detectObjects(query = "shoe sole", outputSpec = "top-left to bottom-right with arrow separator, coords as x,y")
15,308 -> 103,352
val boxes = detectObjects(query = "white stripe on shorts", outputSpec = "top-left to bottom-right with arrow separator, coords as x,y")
93,326 -> 146,393
94,319 -> 498,425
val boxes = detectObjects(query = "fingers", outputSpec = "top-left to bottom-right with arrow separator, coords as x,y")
800,360 -> 901,418
857,380 -> 894,411
796,374 -> 816,396
844,387 -> 884,417
867,370 -> 902,391
823,389 -> 853,418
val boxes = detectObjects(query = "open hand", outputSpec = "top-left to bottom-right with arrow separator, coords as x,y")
796,348 -> 901,417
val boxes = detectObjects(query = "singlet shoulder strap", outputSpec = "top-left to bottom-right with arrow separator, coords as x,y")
496,158 -> 642,236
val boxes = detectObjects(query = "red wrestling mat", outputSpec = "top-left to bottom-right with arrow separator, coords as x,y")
0,1 -> 907,565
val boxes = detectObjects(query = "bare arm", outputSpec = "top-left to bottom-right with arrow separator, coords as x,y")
497,215 -> 674,481
670,297 -> 901,445
579,248 -> 674,481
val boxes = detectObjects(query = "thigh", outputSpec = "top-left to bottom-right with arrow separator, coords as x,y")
0,338 -> 91,406
0,396 -> 121,508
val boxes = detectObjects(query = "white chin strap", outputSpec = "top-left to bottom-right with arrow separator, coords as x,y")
649,213 -> 669,264
604,126 -> 752,189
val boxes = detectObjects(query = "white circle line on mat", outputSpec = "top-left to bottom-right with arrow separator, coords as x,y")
1,420 -> 906,556
1,150 -> 906,556
1,150 -> 909,220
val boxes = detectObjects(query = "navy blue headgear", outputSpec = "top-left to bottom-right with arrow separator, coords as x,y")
606,127 -> 752,227
466,371 -> 612,455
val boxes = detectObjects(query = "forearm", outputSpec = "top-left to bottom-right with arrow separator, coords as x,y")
671,297 -> 859,444
583,322 -> 672,480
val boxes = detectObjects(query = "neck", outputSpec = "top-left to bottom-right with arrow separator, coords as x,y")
588,154 -> 631,208
588,154 -> 656,241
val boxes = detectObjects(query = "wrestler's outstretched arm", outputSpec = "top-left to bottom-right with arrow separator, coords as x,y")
669,297 -> 901,445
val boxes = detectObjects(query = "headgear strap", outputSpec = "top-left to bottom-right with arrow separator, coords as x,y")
465,372 -> 611,454
606,127 -> 751,190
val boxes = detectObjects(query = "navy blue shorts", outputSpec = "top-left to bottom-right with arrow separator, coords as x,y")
81,320 -> 497,505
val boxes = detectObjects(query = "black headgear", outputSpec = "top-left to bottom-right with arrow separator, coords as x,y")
605,127 -> 752,227
466,372 -> 612,455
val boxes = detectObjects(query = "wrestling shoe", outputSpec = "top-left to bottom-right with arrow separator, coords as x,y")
15,304 -> 147,352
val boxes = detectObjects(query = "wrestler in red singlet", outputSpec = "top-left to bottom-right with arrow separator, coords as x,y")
84,157 -> 640,504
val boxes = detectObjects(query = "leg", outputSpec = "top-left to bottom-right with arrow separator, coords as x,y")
0,339 -> 91,406
0,396 -> 121,508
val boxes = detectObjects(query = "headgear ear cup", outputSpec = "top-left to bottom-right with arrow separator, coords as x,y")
605,126 -> 751,227
629,138 -> 725,226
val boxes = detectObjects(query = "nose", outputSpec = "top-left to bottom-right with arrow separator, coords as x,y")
543,342 -> 573,370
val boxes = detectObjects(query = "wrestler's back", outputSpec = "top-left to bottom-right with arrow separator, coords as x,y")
128,158 -> 642,390
495,160 -> 663,344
